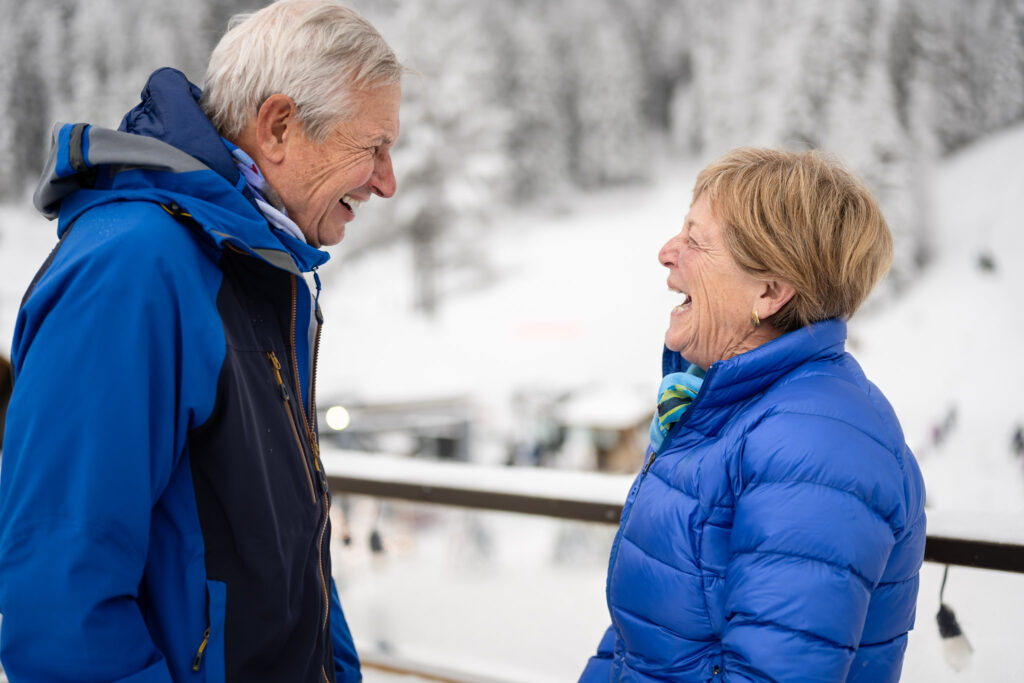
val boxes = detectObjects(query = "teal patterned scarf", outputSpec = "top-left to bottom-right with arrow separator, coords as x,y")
648,364 -> 705,454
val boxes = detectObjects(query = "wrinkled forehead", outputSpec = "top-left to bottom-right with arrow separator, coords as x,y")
332,83 -> 401,136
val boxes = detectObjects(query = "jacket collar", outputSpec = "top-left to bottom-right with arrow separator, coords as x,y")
662,318 -> 848,429
32,68 -> 329,274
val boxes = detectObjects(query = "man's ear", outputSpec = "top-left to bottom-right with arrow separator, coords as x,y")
254,94 -> 298,165
758,278 -> 796,318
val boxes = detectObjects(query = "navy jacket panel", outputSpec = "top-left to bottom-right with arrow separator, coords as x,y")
188,246 -> 333,681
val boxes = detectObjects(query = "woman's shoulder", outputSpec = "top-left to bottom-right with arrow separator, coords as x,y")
734,354 -> 915,521
753,351 -> 902,444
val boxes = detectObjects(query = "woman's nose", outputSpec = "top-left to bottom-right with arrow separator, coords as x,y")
659,236 -> 678,268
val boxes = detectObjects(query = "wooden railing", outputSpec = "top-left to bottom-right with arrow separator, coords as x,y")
321,449 -> 1024,682
322,450 -> 1024,574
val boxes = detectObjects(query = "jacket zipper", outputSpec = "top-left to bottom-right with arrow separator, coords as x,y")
610,365 -> 715,682
642,450 -> 657,474
266,350 -> 317,503
290,276 -> 329,496
608,455 -> 655,683
192,587 -> 212,673
288,275 -> 332,681
191,627 -> 211,672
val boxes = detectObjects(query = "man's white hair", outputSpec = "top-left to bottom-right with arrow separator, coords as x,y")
200,0 -> 403,142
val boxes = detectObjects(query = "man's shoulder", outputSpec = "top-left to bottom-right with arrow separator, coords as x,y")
19,197 -> 226,315
63,198 -> 218,273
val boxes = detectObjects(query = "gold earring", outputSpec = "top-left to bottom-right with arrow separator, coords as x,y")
751,309 -> 761,327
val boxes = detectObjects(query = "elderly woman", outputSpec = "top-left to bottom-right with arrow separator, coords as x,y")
0,2 -> 400,681
581,148 -> 926,683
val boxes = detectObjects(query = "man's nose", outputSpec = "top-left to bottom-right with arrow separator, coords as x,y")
371,153 -> 396,198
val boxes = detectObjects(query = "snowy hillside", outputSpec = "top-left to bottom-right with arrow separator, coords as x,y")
851,127 -> 1024,517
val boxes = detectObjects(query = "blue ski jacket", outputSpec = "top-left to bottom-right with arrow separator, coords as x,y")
580,319 -> 926,682
0,68 -> 360,683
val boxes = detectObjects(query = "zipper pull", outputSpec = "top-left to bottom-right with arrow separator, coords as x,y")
266,351 -> 289,401
192,627 -> 211,672
312,267 -> 323,308
310,445 -> 329,494
643,451 -> 657,473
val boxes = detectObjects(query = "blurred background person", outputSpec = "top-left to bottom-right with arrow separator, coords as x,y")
581,147 -> 926,683
0,353 -> 10,453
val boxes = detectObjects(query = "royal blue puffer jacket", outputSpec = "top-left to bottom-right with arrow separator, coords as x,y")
581,319 -> 926,682
0,68 -> 359,682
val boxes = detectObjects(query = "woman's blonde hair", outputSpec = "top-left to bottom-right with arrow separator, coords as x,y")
200,0 -> 404,142
693,147 -> 893,332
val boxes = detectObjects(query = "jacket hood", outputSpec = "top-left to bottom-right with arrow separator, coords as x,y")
119,67 -> 241,183
32,68 -> 328,274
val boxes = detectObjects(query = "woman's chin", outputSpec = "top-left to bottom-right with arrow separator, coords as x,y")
664,333 -> 687,354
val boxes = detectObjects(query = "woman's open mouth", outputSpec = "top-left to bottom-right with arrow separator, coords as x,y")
671,290 -> 691,313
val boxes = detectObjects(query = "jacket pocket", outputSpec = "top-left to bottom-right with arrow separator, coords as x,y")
192,579 -> 227,681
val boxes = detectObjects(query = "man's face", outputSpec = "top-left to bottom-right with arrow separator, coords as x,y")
276,84 -> 401,247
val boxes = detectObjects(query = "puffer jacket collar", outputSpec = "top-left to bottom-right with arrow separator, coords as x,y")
663,318 -> 848,434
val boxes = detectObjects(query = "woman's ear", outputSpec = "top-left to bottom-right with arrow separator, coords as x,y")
758,278 -> 796,318
254,94 -> 297,165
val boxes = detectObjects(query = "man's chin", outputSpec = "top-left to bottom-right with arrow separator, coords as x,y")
313,224 -> 347,248
324,227 -> 346,246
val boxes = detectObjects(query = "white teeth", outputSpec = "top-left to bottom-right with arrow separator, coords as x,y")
341,195 -> 362,211
668,286 -> 690,311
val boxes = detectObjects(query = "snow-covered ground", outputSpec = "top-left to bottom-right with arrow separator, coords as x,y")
2,125 -> 1024,681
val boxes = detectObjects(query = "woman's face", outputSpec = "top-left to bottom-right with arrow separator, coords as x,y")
658,193 -> 773,369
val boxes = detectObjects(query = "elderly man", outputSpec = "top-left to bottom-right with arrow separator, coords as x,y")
0,2 -> 401,681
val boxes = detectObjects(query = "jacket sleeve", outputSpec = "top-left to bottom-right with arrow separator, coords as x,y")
578,624 -> 616,682
0,211 -> 215,682
330,578 -> 362,681
718,412 -> 904,682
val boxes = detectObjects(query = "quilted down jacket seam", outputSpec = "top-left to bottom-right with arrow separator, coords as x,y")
727,618 -> 856,652
613,604 -> 710,645
741,479 -> 893,528
619,535 -> 705,579
754,409 -> 900,457
732,549 -> 874,589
